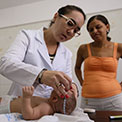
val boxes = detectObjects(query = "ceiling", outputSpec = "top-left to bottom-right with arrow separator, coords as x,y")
0,0 -> 44,9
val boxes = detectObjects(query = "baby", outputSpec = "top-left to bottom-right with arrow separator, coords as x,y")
0,86 -> 76,120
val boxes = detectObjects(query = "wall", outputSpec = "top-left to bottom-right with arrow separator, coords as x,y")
0,0 -> 122,28
0,1 -> 122,106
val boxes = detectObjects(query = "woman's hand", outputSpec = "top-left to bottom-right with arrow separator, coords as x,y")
71,83 -> 79,99
41,70 -> 72,97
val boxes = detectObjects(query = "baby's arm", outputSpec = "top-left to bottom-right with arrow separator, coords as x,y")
21,86 -> 51,120
21,86 -> 35,120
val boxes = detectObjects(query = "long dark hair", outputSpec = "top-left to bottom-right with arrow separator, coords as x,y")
49,5 -> 86,27
87,15 -> 111,41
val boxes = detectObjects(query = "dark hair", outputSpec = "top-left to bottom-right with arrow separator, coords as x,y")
87,14 -> 111,41
49,5 -> 86,27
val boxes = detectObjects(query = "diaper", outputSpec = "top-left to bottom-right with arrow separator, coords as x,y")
0,95 -> 15,114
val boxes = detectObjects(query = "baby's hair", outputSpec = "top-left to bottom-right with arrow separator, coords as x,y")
65,93 -> 76,114
51,90 -> 76,114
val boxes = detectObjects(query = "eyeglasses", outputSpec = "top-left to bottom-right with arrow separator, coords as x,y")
59,14 -> 81,37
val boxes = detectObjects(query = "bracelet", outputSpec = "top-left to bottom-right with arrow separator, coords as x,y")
38,69 -> 47,84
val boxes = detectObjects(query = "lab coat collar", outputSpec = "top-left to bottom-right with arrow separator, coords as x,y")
35,27 -> 65,53
35,27 -> 66,69
35,27 -> 45,44
35,27 -> 53,69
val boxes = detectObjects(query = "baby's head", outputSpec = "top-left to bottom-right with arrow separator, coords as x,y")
49,89 -> 76,115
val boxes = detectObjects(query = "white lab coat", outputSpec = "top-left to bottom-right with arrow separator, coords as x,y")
0,27 -> 72,97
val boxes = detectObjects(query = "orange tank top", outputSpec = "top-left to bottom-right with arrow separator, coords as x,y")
82,43 -> 121,98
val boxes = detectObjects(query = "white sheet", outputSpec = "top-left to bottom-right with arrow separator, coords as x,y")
0,107 -> 94,122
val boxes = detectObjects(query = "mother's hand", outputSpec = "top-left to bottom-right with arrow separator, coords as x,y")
41,70 -> 72,97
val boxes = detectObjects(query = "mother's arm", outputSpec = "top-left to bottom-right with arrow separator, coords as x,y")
75,45 -> 86,86
117,43 -> 122,89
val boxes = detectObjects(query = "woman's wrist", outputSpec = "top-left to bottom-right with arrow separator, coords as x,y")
38,69 -> 47,84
